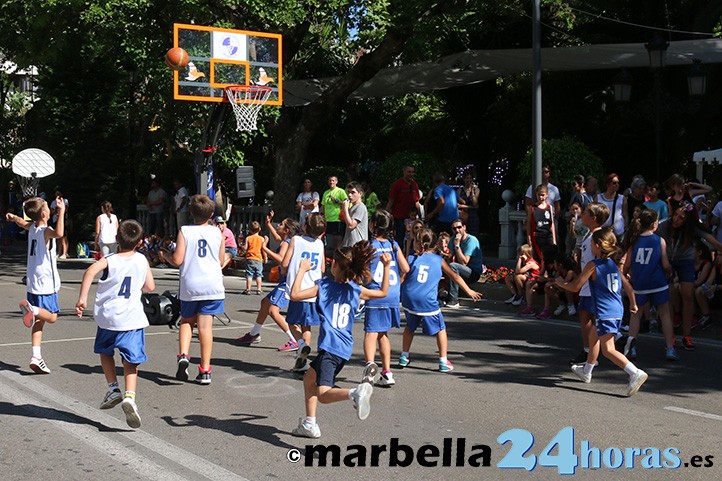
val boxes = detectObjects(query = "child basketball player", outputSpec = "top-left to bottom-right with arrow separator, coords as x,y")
290,242 -> 391,438
6,195 -> 66,374
281,212 -> 326,372
160,195 -> 224,385
75,220 -> 155,428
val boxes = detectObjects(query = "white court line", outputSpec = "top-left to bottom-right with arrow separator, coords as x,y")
664,406 -> 722,421
0,370 -> 251,481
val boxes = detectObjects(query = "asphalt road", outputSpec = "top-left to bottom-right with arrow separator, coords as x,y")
0,252 -> 720,481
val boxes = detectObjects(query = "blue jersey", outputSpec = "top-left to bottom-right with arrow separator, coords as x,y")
590,258 -> 624,321
630,234 -> 668,294
316,277 -> 362,360
401,252 -> 443,315
366,239 -> 401,308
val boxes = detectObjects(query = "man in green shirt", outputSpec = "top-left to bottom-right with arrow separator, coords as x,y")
321,175 -> 348,251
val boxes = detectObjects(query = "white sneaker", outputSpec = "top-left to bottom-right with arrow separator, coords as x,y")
504,295 -> 517,304
376,371 -> 396,387
445,302 -> 460,309
350,383 -> 373,420
291,418 -> 321,438
567,304 -> 577,316
29,357 -> 50,374
571,365 -> 591,383
627,370 -> 648,397
553,304 -> 567,316
292,345 -> 312,372
511,296 -> 524,306
100,389 -> 122,409
121,397 -> 142,428
362,362 -> 379,384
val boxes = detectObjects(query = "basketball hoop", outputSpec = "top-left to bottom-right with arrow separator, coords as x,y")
11,148 -> 55,199
224,85 -> 272,131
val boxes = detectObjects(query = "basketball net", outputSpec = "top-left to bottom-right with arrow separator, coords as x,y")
18,174 -> 39,199
224,86 -> 272,131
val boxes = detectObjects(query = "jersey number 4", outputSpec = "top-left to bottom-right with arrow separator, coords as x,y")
634,248 -> 653,265
373,261 -> 398,285
118,277 -> 132,298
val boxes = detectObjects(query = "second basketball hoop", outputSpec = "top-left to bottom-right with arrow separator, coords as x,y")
224,85 -> 272,132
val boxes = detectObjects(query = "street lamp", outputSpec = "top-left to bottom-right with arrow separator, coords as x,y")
645,34 -> 669,69
612,69 -> 633,102
645,35 -> 669,181
687,59 -> 707,96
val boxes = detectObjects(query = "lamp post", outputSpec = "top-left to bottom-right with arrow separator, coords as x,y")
645,35 -> 669,181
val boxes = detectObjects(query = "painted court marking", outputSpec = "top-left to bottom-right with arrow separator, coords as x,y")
0,369 -> 251,481
664,406 -> 722,421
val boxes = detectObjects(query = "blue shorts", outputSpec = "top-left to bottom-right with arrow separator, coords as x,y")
309,350 -> 346,388
245,259 -> 263,279
404,311 -> 446,336
364,307 -> 401,332
635,288 -> 670,307
267,284 -> 289,310
225,247 -> 238,257
286,300 -> 320,326
595,318 -> 621,337
27,292 -> 60,314
94,327 -> 147,365
670,259 -> 695,284
578,296 -> 595,316
180,299 -> 224,318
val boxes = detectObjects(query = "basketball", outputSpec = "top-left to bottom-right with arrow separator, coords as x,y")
165,47 -> 189,71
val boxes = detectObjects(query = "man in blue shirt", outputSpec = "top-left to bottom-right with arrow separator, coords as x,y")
447,219 -> 483,308
425,172 -> 457,234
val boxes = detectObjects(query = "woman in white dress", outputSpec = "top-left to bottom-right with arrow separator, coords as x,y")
95,201 -> 120,257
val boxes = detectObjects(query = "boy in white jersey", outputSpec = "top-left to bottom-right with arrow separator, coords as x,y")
160,195 -> 224,385
6,196 -> 65,374
569,202 -> 609,365
281,212 -> 326,372
76,220 -> 154,428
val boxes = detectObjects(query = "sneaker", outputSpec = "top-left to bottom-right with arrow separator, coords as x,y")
439,360 -> 454,373
511,295 -> 524,306
567,304 -> 577,316
623,337 -> 636,357
568,351 -> 588,366
234,333 -> 261,345
698,315 -> 713,331
398,355 -> 410,368
19,300 -> 35,328
682,336 -> 695,351
29,357 -> 50,374
362,362 -> 379,384
350,383 -> 373,420
291,418 -> 321,438
195,368 -> 212,385
537,307 -> 552,320
100,389 -> 122,409
445,302 -> 460,309
553,304 -> 566,316
278,340 -> 300,352
627,369 -> 648,397
377,371 -> 396,387
121,397 -> 142,428
292,345 -> 311,372
519,305 -> 536,316
665,346 -> 679,361
58,254 -> 67,259
176,354 -> 190,381
504,294 -> 517,304
571,365 -> 591,383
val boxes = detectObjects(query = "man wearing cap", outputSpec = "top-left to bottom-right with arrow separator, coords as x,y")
216,216 -> 237,269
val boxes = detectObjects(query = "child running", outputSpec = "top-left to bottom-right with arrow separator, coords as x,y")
281,212 -> 326,372
556,228 -> 648,396
6,195 -> 65,374
621,209 -> 677,360
399,228 -> 482,372
234,211 -> 301,350
75,220 -> 155,428
290,242 -> 392,438
160,194 -> 224,385
362,210 -> 410,387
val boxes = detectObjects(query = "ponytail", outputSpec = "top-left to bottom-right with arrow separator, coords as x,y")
333,241 -> 374,284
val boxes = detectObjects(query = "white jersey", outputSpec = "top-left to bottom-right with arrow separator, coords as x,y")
579,231 -> 595,297
94,252 -> 149,331
285,235 -> 324,302
179,224 -> 225,301
27,225 -> 60,295
98,213 -> 118,244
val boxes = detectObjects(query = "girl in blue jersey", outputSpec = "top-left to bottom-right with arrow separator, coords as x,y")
289,242 -> 392,438
362,210 -> 410,387
399,228 -> 483,373
234,212 -> 301,351
557,228 -> 648,396
621,210 -> 677,360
